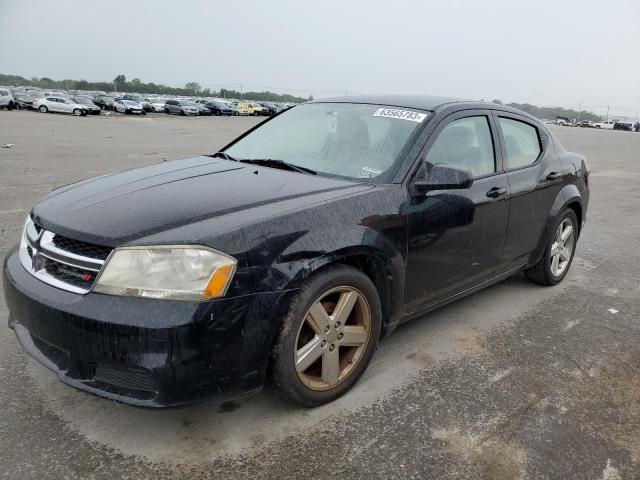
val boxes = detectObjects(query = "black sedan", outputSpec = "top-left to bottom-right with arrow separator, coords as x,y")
204,101 -> 234,116
93,95 -> 115,110
3,96 -> 589,407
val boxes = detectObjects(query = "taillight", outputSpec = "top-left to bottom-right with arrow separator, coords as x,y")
585,161 -> 591,187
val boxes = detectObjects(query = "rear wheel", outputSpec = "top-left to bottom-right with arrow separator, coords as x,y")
525,209 -> 578,286
272,265 -> 381,406
39,105 -> 48,113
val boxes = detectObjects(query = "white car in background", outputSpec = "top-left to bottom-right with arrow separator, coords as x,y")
113,99 -> 146,115
0,89 -> 16,109
33,96 -> 88,116
151,98 -> 168,112
594,121 -> 615,129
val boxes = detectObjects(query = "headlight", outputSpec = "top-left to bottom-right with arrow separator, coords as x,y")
93,246 -> 236,301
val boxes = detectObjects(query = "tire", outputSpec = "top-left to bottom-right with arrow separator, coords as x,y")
72,108 -> 82,116
180,109 -> 186,116
271,265 -> 382,407
39,105 -> 48,113
525,209 -> 578,286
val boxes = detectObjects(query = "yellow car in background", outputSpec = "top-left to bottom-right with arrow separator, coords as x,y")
235,102 -> 266,116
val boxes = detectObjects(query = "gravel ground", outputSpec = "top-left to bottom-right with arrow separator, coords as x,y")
1,110 -> 639,479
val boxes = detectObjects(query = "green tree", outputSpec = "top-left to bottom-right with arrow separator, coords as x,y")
113,74 -> 126,90
184,82 -> 201,95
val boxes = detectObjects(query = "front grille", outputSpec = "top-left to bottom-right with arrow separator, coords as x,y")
51,235 -> 111,261
20,218 -> 112,294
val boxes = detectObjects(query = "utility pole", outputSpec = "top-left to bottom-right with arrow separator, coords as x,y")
606,106 -> 610,123
240,83 -> 243,99
576,102 -> 582,122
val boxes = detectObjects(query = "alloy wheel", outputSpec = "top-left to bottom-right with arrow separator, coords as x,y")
550,218 -> 575,276
294,286 -> 372,391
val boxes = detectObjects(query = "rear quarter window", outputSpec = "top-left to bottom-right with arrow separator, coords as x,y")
498,117 -> 542,169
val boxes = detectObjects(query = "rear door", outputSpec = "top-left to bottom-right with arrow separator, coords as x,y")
404,110 -> 510,312
47,98 -> 61,112
493,113 -> 565,271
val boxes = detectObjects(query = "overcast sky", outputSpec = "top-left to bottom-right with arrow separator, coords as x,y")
1,0 -> 639,115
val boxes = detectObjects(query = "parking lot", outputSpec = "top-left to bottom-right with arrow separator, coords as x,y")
1,110 -> 639,479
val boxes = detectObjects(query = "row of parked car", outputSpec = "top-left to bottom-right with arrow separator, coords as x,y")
552,116 -> 640,131
0,86 -> 297,117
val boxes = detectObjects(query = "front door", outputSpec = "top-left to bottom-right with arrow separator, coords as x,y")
404,111 -> 510,314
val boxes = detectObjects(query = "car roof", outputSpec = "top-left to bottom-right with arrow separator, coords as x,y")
308,95 -> 543,123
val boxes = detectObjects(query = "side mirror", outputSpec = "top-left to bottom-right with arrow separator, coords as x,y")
413,164 -> 474,193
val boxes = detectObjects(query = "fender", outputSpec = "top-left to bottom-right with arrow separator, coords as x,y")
266,225 -> 406,335
528,184 -> 584,267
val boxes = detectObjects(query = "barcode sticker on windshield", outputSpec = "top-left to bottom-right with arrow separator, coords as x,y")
373,108 -> 427,123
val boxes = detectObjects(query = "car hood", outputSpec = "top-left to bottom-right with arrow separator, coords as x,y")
32,156 -> 368,246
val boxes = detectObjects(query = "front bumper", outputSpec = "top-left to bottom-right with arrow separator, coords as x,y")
3,249 -> 289,407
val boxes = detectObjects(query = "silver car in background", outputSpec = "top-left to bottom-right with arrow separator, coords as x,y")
164,99 -> 199,115
32,96 -> 88,116
71,96 -> 101,115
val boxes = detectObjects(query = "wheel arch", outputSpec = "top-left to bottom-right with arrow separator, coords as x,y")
528,185 -> 584,267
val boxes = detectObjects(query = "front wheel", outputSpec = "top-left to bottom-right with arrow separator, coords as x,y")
271,265 -> 381,406
39,105 -> 49,113
72,108 -> 82,116
525,209 -> 578,286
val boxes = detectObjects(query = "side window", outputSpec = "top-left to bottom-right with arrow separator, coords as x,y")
422,116 -> 495,178
498,117 -> 541,169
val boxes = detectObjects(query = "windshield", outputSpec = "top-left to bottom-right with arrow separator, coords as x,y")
225,103 -> 430,181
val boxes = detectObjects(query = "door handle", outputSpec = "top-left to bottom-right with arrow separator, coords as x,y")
546,171 -> 562,181
486,187 -> 507,198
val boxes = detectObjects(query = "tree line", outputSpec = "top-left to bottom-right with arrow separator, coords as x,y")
0,73 -> 311,103
491,99 -> 602,122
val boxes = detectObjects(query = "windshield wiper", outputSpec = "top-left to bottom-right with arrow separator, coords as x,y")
210,151 -> 239,161
239,158 -> 316,175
